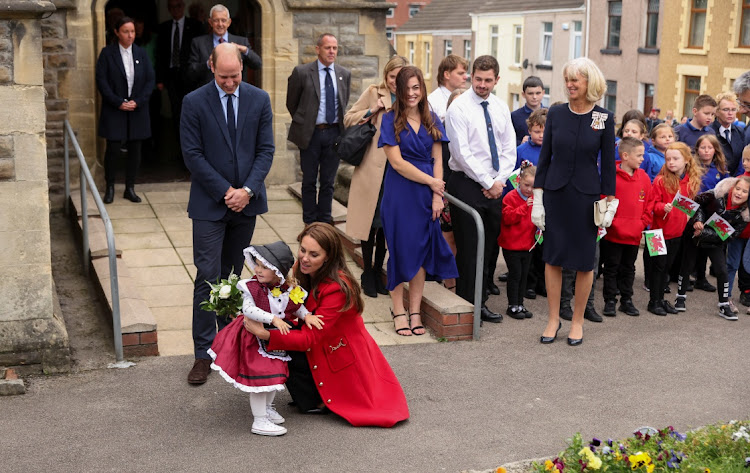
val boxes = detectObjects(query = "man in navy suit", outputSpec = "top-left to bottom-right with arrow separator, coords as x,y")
712,92 -> 746,175
181,42 -> 274,385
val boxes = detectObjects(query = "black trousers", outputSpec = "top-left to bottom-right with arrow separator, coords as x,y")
503,249 -> 531,306
104,139 -> 142,187
300,127 -> 340,224
678,242 -> 728,302
649,237 -> 681,303
191,210 -> 256,359
285,346 -> 323,413
447,172 -> 502,305
600,239 -> 639,302
526,244 -> 545,292
737,241 -> 750,293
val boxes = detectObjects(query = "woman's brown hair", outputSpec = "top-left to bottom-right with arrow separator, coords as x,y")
658,142 -> 704,198
694,133 -> 728,175
392,66 -> 442,143
293,223 -> 364,313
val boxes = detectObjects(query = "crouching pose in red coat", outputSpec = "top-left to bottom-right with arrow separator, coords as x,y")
244,222 -> 409,427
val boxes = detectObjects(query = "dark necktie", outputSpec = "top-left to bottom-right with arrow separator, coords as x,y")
226,93 -> 238,185
324,67 -> 335,124
218,37 -> 225,44
725,128 -> 731,143
481,101 -> 500,171
171,21 -> 180,68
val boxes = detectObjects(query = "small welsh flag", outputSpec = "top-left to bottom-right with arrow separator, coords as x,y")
508,168 -> 521,189
643,229 -> 667,256
706,213 -> 735,241
672,191 -> 699,218
530,228 -> 544,251
597,227 -> 607,242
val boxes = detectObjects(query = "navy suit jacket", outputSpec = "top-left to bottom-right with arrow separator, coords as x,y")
711,121 -> 746,175
187,34 -> 261,90
95,42 -> 155,141
180,81 -> 274,221
155,16 -> 204,83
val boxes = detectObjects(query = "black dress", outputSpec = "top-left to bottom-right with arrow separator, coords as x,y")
533,104 -> 616,271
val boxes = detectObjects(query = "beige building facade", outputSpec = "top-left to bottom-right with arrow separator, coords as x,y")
470,12 -> 524,106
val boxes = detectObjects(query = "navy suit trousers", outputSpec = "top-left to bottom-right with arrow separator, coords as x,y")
300,127 -> 340,224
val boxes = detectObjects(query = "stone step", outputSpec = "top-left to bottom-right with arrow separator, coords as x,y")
287,182 -> 347,223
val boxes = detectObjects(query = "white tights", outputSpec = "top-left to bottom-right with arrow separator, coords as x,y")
249,391 -> 276,419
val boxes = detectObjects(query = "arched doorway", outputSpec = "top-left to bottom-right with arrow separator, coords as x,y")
99,0 -> 263,182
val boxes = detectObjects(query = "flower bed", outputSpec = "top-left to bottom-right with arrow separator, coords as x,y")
530,421 -> 750,472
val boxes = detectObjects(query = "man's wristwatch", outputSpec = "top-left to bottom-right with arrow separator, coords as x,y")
242,186 -> 254,199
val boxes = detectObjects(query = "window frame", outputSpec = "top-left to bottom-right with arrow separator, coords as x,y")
386,7 -> 394,19
604,80 -> 617,115
444,39 -> 453,56
386,27 -> 395,41
683,75 -> 701,118
645,0 -> 659,48
740,0 -> 750,47
607,0 -> 622,50
688,0 -> 708,48
570,20 -> 583,59
490,25 -> 499,58
513,25 -> 522,65
541,22 -> 553,64
408,4 -> 421,18
424,41 -> 431,73
464,39 -> 472,60
408,41 -> 415,64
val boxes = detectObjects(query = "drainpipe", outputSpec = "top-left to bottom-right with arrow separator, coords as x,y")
585,0 -> 590,56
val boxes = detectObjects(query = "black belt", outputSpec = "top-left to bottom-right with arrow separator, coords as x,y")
315,123 -> 338,129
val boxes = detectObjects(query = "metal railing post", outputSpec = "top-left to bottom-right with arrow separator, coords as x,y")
80,165 -> 89,276
444,192 -> 485,340
64,130 -> 70,216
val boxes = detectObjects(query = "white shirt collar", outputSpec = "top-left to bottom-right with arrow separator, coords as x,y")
118,43 -> 132,54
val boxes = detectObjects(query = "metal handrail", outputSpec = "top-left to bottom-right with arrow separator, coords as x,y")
63,120 -> 124,362
443,192 -> 485,340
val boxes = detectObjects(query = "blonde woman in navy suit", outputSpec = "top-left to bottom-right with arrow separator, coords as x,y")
95,16 -> 155,204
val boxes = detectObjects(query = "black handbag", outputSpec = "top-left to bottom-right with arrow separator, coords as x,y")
334,121 -> 376,166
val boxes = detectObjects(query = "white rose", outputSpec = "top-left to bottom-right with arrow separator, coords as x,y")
218,285 -> 232,299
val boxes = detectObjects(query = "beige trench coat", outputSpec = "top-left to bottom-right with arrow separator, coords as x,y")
343,84 -> 392,241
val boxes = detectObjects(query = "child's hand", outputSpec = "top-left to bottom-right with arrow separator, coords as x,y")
693,221 -> 704,237
305,314 -> 325,330
271,316 -> 292,335
527,197 -> 534,207
663,203 -> 673,214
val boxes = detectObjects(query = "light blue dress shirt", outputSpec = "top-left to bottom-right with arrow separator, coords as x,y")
214,81 -> 238,127
316,60 -> 339,125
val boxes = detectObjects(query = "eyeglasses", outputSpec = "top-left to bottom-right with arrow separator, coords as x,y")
739,100 -> 750,111
719,108 -> 738,113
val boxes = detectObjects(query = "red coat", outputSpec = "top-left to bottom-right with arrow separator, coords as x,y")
267,278 -> 409,427
498,189 -> 536,251
605,165 -> 652,245
741,170 -> 750,239
649,173 -> 692,240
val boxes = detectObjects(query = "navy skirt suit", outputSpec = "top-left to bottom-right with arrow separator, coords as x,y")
533,104 -> 616,271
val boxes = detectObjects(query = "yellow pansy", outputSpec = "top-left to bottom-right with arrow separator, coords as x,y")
270,287 -> 282,297
289,286 -> 307,305
495,467 -> 507,473
629,452 -> 652,470
544,460 -> 554,471
588,456 -> 602,470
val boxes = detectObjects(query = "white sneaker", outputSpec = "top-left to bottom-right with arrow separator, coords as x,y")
266,404 -> 285,424
251,417 -> 287,436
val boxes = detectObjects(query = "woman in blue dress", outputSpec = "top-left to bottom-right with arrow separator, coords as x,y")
378,66 -> 459,336
531,58 -> 617,346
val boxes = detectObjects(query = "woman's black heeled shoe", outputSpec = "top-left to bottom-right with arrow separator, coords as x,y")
540,321 -> 562,344
391,309 -> 411,336
567,328 -> 583,346
409,313 -> 425,336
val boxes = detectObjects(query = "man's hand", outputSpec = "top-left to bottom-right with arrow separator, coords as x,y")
224,186 -> 250,212
482,181 -> 504,199
234,43 -> 248,54
118,100 -> 136,112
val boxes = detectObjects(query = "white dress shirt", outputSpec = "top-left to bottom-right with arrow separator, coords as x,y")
316,60 -> 339,125
445,88 -> 516,189
428,85 -> 452,123
719,125 -> 732,142
118,43 -> 135,97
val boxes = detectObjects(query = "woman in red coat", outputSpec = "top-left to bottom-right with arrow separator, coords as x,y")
244,222 -> 409,427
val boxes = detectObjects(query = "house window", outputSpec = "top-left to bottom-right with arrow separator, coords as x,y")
490,25 -> 499,58
409,4 -> 421,18
464,39 -> 471,59
386,7 -> 394,18
511,93 -> 519,110
740,0 -> 750,47
644,83 -> 655,115
683,76 -> 701,118
542,86 -> 550,108
444,39 -> 453,56
605,81 -> 617,115
408,41 -> 415,64
513,25 -> 522,65
645,0 -> 659,48
541,22 -> 553,64
386,27 -> 394,41
689,0 -> 707,48
571,20 -> 583,58
607,1 -> 622,49
424,41 -> 431,72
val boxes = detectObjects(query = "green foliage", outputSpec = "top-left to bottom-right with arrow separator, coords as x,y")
199,272 -> 243,319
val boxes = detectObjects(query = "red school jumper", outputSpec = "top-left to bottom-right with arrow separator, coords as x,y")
741,170 -> 750,239
498,188 -> 536,251
649,173 -> 693,239
605,165 -> 652,245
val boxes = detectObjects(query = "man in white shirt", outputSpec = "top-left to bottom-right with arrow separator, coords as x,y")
445,55 -> 516,323
428,54 -> 469,124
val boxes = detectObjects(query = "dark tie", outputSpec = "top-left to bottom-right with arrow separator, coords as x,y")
481,101 -> 500,171
218,37 -> 225,44
171,21 -> 180,68
324,67 -> 335,124
226,93 -> 238,185
725,129 -> 731,143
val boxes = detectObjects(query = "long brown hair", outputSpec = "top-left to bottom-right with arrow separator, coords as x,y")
392,66 -> 442,143
658,142 -> 703,197
293,223 -> 364,313
694,133 -> 728,175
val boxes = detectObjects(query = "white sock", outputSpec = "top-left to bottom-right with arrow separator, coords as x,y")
266,390 -> 276,409
249,393 -> 267,419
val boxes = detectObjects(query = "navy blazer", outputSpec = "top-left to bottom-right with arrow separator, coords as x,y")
711,121 -> 746,175
534,103 -> 616,196
180,81 -> 274,220
187,34 -> 261,90
95,42 -> 155,141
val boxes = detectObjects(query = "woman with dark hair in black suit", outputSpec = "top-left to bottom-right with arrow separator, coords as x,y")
95,16 -> 155,204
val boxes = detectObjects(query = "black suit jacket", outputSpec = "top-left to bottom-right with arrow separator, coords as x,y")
180,81 -> 274,220
155,16 -> 203,84
285,60 -> 351,150
711,121 -> 746,175
187,34 -> 261,90
95,42 -> 155,141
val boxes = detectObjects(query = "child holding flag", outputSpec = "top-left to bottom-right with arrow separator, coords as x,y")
674,176 -> 750,320
646,142 -> 704,315
601,137 -> 652,317
732,147 -> 750,310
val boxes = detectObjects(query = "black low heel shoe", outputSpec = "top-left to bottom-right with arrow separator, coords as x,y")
540,321 -> 562,344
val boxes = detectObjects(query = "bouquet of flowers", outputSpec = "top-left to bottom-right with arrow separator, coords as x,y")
199,272 -> 243,319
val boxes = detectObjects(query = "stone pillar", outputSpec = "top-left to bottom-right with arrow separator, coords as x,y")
0,0 -> 71,375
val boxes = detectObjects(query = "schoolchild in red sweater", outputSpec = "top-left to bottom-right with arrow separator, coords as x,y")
647,142 -> 704,315
601,137 -> 652,317
498,161 -> 537,320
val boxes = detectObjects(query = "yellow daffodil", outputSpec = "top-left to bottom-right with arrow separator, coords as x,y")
289,286 -> 306,304
270,287 -> 282,297
578,447 -> 602,470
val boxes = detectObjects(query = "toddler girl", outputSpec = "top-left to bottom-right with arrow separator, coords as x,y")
498,161 -> 536,319
209,241 -> 322,436
647,142 -> 704,315
642,123 -> 675,182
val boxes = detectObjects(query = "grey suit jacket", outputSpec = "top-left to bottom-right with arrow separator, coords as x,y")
187,33 -> 262,90
286,60 -> 351,150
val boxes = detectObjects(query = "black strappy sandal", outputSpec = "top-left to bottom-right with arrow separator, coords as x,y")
391,309 -> 411,336
409,312 -> 425,336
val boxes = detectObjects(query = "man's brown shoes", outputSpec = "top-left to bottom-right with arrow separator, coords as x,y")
187,358 -> 212,385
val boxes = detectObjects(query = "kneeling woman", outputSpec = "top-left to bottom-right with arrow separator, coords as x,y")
244,223 -> 409,427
